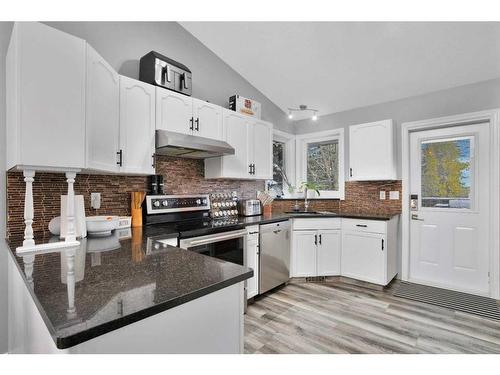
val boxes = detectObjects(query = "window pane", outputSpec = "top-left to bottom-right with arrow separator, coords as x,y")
307,140 -> 339,191
272,141 -> 285,196
421,138 -> 472,209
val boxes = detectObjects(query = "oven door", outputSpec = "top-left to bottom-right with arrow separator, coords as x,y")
179,229 -> 247,266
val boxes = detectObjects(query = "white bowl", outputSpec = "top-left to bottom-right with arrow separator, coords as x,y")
86,216 -> 119,237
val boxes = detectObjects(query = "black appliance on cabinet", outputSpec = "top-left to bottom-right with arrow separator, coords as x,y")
139,51 -> 192,96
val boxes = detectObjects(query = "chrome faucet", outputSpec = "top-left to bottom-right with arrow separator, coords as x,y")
304,187 -> 309,212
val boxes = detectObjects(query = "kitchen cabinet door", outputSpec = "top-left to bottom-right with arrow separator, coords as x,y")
291,231 -> 317,277
119,76 -> 156,175
349,119 -> 397,180
192,98 -> 223,140
155,87 -> 193,135
317,230 -> 341,276
6,22 -> 86,170
341,231 -> 386,284
249,119 -> 273,180
246,228 -> 260,299
86,44 -> 120,172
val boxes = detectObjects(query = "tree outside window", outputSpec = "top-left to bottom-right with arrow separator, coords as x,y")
306,140 -> 339,191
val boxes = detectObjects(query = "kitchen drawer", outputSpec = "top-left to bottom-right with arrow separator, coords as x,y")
292,218 -> 340,231
341,218 -> 386,234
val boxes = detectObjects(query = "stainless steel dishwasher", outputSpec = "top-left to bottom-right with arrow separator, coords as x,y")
259,221 -> 290,294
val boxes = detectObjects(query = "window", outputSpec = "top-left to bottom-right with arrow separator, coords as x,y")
306,139 -> 339,191
297,129 -> 345,199
269,130 -> 295,198
271,141 -> 286,197
421,137 -> 473,209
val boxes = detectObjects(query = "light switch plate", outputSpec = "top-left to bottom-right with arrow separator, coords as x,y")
379,191 -> 386,200
389,191 -> 400,200
91,192 -> 101,209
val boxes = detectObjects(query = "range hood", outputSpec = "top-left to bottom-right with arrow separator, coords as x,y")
155,130 -> 235,159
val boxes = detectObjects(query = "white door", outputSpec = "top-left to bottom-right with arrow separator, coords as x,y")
292,231 -> 317,277
250,119 -> 273,180
222,110 -> 250,179
119,76 -> 155,175
341,231 -> 385,284
317,230 -> 341,276
409,123 -> 490,296
155,87 -> 193,135
192,98 -> 223,140
86,44 -> 120,172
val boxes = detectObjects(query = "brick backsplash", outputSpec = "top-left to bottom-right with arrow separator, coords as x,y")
6,155 -> 401,239
6,155 -> 264,239
270,180 -> 402,215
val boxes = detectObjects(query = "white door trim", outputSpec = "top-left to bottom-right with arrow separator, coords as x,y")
401,109 -> 500,299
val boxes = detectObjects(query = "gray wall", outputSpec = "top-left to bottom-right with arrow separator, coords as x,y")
43,22 -> 289,131
0,21 -> 13,353
294,78 -> 500,179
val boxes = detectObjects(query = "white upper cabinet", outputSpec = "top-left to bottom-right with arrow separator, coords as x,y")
192,98 -> 223,140
205,109 -> 273,180
349,119 -> 397,180
249,119 -> 273,180
119,76 -> 156,175
6,22 -> 86,170
155,87 -> 193,135
85,44 -> 120,172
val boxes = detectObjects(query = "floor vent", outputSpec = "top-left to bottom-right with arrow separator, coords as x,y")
306,276 -> 327,283
394,282 -> 500,321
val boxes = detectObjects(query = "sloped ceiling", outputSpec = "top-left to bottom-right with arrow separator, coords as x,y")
181,22 -> 500,120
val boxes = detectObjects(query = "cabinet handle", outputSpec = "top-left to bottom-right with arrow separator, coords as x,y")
319,234 -> 322,245
350,167 -> 353,177
116,149 -> 123,167
356,224 -> 368,228
189,117 -> 194,131
251,164 -> 256,175
248,164 -> 253,174
381,239 -> 384,251
151,154 -> 155,168
195,117 -> 200,131
314,234 -> 318,246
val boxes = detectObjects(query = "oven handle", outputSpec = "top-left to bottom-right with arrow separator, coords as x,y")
181,229 -> 247,247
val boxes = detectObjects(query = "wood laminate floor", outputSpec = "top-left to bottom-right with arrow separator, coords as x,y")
244,279 -> 500,354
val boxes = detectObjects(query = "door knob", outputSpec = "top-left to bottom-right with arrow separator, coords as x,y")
411,214 -> 424,221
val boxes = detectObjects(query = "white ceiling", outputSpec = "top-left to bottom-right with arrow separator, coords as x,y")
181,22 -> 500,120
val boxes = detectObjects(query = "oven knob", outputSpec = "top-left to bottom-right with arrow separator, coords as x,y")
196,199 -> 201,205
162,200 -> 168,207
202,199 -> 207,204
153,200 -> 160,207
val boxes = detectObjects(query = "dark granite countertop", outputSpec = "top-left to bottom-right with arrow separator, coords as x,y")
238,211 -> 399,226
6,226 -> 253,349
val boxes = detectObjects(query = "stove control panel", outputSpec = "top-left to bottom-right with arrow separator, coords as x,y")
210,191 -> 239,218
145,194 -> 210,214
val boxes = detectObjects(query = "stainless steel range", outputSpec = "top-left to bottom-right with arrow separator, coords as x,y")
143,194 -> 247,266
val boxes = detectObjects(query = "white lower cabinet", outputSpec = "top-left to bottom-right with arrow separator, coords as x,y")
317,230 -> 341,276
341,217 -> 398,285
291,219 -> 341,277
290,217 -> 398,285
246,226 -> 260,299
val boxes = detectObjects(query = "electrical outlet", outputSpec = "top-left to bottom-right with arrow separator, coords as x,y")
379,191 -> 386,200
91,193 -> 101,209
389,191 -> 400,200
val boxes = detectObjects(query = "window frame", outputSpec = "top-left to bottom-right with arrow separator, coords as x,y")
296,128 -> 345,199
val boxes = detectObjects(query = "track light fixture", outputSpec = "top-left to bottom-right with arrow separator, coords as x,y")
287,104 -> 319,121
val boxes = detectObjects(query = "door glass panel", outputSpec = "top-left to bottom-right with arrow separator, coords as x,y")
421,137 -> 472,209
